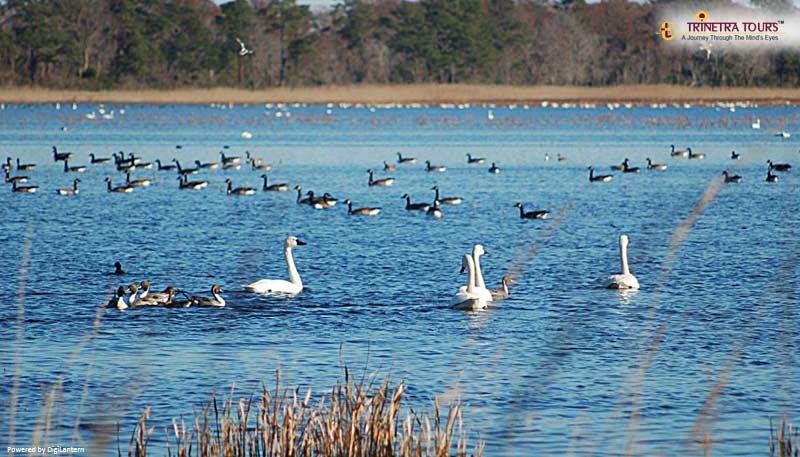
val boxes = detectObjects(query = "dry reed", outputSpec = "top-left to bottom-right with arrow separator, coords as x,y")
125,368 -> 482,457
771,416 -> 799,457
2,84 -> 800,105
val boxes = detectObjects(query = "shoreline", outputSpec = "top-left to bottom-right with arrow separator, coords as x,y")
2,84 -> 800,106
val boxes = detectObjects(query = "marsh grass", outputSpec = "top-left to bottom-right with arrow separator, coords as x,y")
125,368 -> 482,457
771,416 -> 799,457
2,84 -> 800,105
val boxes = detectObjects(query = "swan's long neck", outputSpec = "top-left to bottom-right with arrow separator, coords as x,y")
620,239 -> 630,275
285,246 -> 302,286
473,251 -> 486,288
465,255 -> 476,294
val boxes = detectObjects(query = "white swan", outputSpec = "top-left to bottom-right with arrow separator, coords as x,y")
244,236 -> 306,295
470,244 -> 493,302
451,254 -> 488,311
606,234 -> 640,290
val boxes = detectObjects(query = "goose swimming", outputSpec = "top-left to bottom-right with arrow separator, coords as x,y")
195,159 -> 219,170
156,159 -> 177,171
57,178 -> 81,195
396,152 -> 416,164
126,172 -> 151,187
588,167 -> 613,182
11,181 -> 38,193
425,161 -> 447,172
5,170 -> 28,184
488,162 -> 501,174
244,236 -> 306,295
89,153 -> 111,164
766,168 -> 779,183
52,146 -> 73,162
105,176 -> 133,193
261,174 -> 288,191
16,158 -> 35,171
226,178 -> 256,195
670,144 -> 689,158
367,169 -> 395,186
345,199 -> 381,216
63,160 -> 87,173
401,194 -> 430,212
466,153 -> 486,164
431,186 -> 462,205
646,158 -> 667,170
767,160 -> 792,172
722,170 -> 742,183
178,175 -> 208,190
514,202 -> 548,219
687,147 -> 705,160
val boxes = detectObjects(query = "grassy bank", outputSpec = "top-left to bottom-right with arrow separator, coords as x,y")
2,84 -> 800,105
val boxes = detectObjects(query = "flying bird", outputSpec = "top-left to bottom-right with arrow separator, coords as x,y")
236,37 -> 253,56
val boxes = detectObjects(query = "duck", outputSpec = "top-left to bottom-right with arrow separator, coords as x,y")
588,167 -> 613,182
396,152 -> 416,164
426,202 -> 444,218
401,193 -> 430,212
126,172 -> 151,187
56,178 -> 81,195
105,176 -> 133,193
195,159 -> 219,170
557,154 -> 568,163
670,144 -> 689,158
344,199 -> 381,216
466,153 -> 485,164
490,275 -> 513,297
431,186 -> 462,205
106,286 -> 128,310
52,146 -> 73,162
451,254 -> 488,311
367,169 -> 395,186
112,261 -> 125,275
730,151 -> 741,160
646,158 -> 667,170
767,160 -> 792,172
488,162 -> 501,174
225,178 -> 256,195
425,160 -> 447,172
261,174 -> 288,191
622,158 -> 640,173
220,151 -> 241,164
244,236 -> 306,295
173,159 -> 198,176
383,161 -> 397,172
155,159 -> 177,171
16,158 -> 35,171
189,284 -> 225,307
178,175 -> 208,190
161,288 -> 192,308
89,153 -> 111,164
11,181 -> 38,193
5,170 -> 29,184
722,171 -> 742,183
687,147 -> 705,160
295,185 -> 313,204
127,283 -> 140,305
605,234 -> 639,290
138,281 -> 172,303
766,168 -> 779,183
514,202 -> 548,219
63,160 -> 87,173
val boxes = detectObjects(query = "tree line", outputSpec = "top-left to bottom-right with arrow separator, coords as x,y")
1,0 -> 798,89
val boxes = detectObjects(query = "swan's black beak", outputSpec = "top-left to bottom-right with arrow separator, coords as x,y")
296,240 -> 307,246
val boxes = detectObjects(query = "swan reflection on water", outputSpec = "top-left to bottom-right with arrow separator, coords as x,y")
615,288 -> 639,305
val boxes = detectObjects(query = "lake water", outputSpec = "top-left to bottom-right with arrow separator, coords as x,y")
0,102 -> 797,456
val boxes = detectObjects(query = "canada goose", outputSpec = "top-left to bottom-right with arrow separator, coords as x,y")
63,160 -> 87,173
766,168 -> 779,183
105,176 -> 133,193
489,276 -> 513,297
687,147 -> 705,159
514,202 -> 548,219
309,191 -> 337,209
589,167 -> 613,182
261,174 -> 288,191
125,152 -> 141,165
11,181 -> 38,193
466,153 -> 485,164
344,199 -> 381,216
401,194 -> 430,212
775,131 -> 791,138
116,162 -> 135,173
220,151 -> 241,164
488,162 -> 501,174
5,170 -> 28,184
2,157 -> 11,173
251,160 -> 272,171
557,154 -> 568,163
156,159 -> 177,171
383,161 -> 396,172
52,146 -> 73,161
368,169 -> 395,186
425,161 -> 447,172
622,158 -> 640,173
610,160 -> 626,171
57,178 -> 81,195
544,153 -> 551,162
126,172 -> 151,187
89,153 -> 111,164
646,158 -> 667,170
426,202 -> 444,218
767,160 -> 792,172
670,144 -> 689,157
721,171 -> 742,183
730,151 -> 741,160
225,178 -> 256,195
431,186 -> 462,205
177,175 -> 208,190
295,186 -> 312,204
173,159 -> 198,176
195,159 -> 219,170
16,158 -> 35,171
134,160 -> 152,169
396,152 -> 416,164
223,162 -> 241,170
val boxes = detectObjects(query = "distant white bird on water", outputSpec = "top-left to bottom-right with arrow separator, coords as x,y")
605,234 -> 639,290
236,37 -> 253,56
244,236 -> 306,295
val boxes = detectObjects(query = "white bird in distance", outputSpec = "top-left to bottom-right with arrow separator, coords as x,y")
236,37 -> 253,56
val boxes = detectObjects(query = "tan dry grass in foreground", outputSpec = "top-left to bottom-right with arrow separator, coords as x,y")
127,368 -> 482,457
2,84 -> 800,105
771,416 -> 799,457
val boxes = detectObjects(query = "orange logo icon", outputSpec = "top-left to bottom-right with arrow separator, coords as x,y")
695,10 -> 709,22
660,22 -> 674,41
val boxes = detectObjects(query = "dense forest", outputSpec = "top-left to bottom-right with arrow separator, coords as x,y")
1,0 -> 799,89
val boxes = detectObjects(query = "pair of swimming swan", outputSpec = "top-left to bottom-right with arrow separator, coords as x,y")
244,236 -> 306,295
452,244 -> 499,311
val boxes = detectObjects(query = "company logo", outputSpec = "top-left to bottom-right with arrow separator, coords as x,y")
660,22 -> 674,40
695,10 -> 709,22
